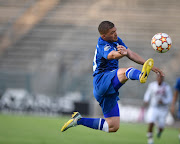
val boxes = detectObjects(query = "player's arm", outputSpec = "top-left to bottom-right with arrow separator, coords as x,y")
126,48 -> 145,65
170,90 -> 178,115
107,45 -> 129,60
109,45 -> 147,63
107,46 -> 126,60
107,51 -> 124,60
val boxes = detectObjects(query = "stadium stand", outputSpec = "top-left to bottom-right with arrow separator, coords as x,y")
0,0 -> 179,103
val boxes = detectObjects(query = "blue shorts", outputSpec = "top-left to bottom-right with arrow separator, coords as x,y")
104,102 -> 120,118
93,69 -> 124,115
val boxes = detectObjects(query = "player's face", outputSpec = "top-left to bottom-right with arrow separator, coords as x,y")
157,75 -> 164,85
103,27 -> 118,42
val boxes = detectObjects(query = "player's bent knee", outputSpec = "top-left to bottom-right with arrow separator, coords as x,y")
106,117 -> 120,132
109,124 -> 119,132
113,125 -> 119,132
117,68 -> 131,83
109,126 -> 119,132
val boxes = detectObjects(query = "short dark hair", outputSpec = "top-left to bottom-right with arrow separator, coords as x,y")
98,21 -> 114,35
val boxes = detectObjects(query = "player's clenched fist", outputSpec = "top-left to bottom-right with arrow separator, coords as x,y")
117,45 -> 127,56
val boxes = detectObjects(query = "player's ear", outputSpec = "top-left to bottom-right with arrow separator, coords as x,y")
101,34 -> 106,39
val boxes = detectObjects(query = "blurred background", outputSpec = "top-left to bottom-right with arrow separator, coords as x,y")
0,0 -> 179,121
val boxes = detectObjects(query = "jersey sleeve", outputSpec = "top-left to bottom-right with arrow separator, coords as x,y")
174,78 -> 180,92
99,44 -> 115,59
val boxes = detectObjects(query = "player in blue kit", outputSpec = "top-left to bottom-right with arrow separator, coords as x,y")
171,77 -> 180,141
61,21 -> 163,133
171,77 -> 180,119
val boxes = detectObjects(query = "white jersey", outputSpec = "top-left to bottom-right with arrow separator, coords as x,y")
144,81 -> 172,109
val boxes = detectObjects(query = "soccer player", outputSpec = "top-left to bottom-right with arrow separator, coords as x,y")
170,77 -> 180,141
61,21 -> 163,133
143,74 -> 172,144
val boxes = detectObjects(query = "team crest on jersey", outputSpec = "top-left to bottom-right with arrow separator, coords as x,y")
104,44 -> 111,51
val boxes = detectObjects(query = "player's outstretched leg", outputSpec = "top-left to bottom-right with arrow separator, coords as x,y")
124,58 -> 154,83
61,112 -> 82,132
140,58 -> 154,83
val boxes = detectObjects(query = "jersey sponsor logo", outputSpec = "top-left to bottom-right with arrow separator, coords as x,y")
104,44 -> 111,51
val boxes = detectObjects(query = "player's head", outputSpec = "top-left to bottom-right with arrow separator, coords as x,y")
157,74 -> 164,85
98,21 -> 118,42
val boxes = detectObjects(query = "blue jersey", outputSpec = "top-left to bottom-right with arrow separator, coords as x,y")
175,77 -> 180,92
93,37 -> 128,76
174,77 -> 180,118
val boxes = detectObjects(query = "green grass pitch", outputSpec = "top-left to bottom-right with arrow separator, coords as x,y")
0,114 -> 178,144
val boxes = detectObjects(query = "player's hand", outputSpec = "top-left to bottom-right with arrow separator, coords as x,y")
170,105 -> 176,116
117,45 -> 127,56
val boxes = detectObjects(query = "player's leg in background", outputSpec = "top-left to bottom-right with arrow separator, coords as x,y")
157,108 -> 168,138
147,123 -> 154,144
157,127 -> 164,138
145,107 -> 156,144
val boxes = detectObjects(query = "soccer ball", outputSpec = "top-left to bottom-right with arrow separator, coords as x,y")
151,33 -> 172,53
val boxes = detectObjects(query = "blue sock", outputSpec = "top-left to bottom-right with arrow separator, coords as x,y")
125,67 -> 141,80
77,118 -> 109,132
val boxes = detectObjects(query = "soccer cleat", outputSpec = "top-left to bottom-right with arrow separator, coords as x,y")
61,112 -> 82,132
140,58 -> 154,83
157,132 -> 162,138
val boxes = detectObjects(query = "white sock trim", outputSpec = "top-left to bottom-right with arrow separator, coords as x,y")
98,118 -> 102,130
128,68 -> 134,79
102,121 -> 109,133
147,132 -> 153,138
125,67 -> 133,79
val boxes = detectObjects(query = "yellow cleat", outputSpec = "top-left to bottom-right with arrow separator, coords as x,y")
61,112 -> 82,132
140,58 -> 154,83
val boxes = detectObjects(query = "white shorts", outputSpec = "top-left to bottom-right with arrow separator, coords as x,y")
145,107 -> 168,128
